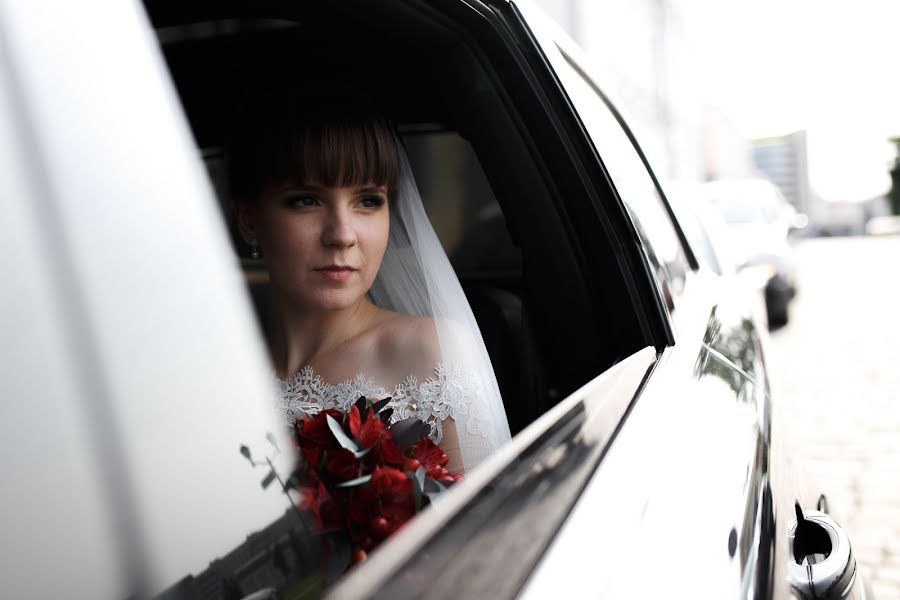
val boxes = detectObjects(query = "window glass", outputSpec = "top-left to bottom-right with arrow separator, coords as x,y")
402,130 -> 521,275
552,50 -> 690,314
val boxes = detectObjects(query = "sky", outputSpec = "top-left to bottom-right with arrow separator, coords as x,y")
676,0 -> 900,201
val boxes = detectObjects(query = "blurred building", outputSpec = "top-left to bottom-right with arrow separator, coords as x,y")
750,131 -> 814,219
751,130 -> 893,235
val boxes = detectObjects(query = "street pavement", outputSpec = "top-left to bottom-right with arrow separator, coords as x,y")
765,236 -> 900,598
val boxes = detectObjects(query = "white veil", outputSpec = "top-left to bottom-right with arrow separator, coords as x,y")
367,143 -> 511,471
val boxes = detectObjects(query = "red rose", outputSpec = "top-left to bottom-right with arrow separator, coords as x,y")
325,448 -> 360,482
375,437 -> 405,467
301,446 -> 323,470
381,502 -> 415,535
347,485 -> 378,526
371,466 -> 415,534
372,466 -> 411,499
297,409 -> 343,450
318,482 -> 346,530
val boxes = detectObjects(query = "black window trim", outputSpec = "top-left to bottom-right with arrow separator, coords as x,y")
553,44 -> 701,276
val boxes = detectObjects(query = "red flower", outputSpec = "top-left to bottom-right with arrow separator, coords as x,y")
371,466 -> 415,534
359,408 -> 387,449
296,480 -> 319,514
319,490 -> 346,530
374,437 -> 404,467
290,407 -> 461,569
410,439 -> 452,480
297,475 -> 346,529
347,485 -> 378,526
301,446 -> 323,470
410,439 -> 449,469
325,448 -> 360,482
297,409 -> 343,450
347,405 -> 362,439
372,466 -> 411,498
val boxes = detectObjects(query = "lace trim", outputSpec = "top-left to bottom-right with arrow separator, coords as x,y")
276,363 -> 484,444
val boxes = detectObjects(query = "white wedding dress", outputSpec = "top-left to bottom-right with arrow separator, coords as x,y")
276,361 -> 493,448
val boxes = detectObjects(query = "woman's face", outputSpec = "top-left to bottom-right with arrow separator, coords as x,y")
243,182 -> 390,312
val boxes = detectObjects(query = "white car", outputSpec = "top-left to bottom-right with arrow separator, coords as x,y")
701,178 -> 805,328
0,1 -> 861,599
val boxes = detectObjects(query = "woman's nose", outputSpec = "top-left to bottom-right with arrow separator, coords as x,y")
321,207 -> 357,248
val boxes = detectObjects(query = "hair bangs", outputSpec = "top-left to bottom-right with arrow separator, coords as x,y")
228,86 -> 400,204
292,119 -> 400,195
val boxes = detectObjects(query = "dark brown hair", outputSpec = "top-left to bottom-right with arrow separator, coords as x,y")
227,84 -> 401,204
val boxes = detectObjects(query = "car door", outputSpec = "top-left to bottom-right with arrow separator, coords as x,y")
328,346 -> 658,599
495,4 -> 774,597
509,2 -> 861,598
0,1 -> 298,597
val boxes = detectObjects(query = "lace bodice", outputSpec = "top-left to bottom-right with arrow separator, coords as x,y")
276,363 -> 485,444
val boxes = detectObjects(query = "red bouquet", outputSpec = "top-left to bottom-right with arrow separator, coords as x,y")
289,396 -> 462,568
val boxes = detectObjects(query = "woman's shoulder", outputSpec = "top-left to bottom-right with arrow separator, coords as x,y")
371,311 -> 442,379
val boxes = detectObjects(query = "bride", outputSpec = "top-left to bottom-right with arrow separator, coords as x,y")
228,87 -> 511,473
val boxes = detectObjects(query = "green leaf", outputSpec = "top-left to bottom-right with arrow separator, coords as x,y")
414,466 -> 426,492
326,414 -> 359,452
389,417 -> 431,449
424,479 -> 448,505
335,474 -> 372,488
410,468 -> 424,511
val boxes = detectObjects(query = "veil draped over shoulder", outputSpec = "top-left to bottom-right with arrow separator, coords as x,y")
367,142 -> 512,471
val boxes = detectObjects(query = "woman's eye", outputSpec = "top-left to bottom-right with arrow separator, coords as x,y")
286,195 -> 318,208
358,196 -> 386,209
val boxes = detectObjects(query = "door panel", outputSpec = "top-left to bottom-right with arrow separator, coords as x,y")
0,1 -> 297,596
330,347 -> 657,599
0,45 -> 125,599
522,278 -> 775,597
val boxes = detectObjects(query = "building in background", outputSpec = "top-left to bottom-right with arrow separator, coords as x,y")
751,131 -> 813,219
751,131 -> 891,235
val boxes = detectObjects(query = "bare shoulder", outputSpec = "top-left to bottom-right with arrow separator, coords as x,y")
372,312 -> 442,381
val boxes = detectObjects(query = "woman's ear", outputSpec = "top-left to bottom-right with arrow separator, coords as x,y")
233,200 -> 258,244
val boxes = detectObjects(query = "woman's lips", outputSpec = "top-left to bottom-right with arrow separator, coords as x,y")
315,266 -> 356,283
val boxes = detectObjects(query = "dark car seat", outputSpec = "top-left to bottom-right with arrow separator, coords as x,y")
463,284 -> 544,436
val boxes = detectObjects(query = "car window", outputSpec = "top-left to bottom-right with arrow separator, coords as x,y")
549,49 -> 691,316
136,2 -> 673,596
402,130 -> 521,275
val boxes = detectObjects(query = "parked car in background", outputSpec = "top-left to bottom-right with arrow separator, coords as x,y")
666,182 -> 770,330
0,1 -> 862,599
701,178 -> 806,328
665,181 -> 737,278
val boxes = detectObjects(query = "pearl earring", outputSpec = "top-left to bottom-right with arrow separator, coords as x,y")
250,241 -> 261,260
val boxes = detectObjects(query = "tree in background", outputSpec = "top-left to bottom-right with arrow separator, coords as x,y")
889,137 -> 900,215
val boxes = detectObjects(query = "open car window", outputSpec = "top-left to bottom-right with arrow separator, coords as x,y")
125,0 -> 669,596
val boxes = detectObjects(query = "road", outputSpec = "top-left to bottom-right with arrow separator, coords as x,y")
765,236 -> 900,597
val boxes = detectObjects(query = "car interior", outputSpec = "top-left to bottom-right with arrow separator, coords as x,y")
147,0 -> 654,437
